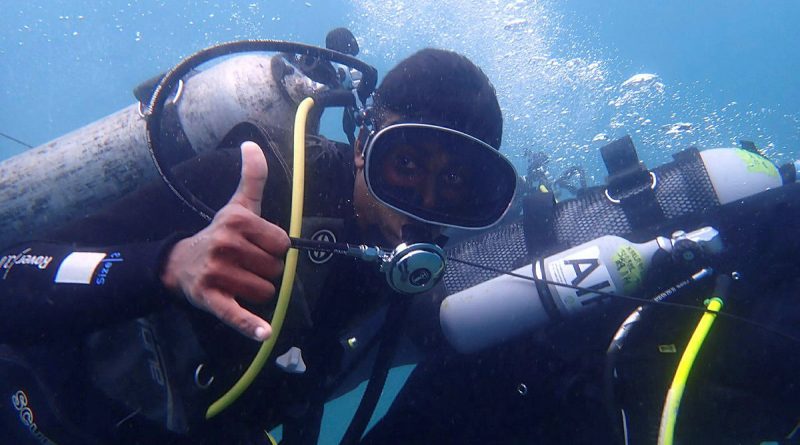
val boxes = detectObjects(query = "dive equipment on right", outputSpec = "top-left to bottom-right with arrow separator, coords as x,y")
438,136 -> 798,354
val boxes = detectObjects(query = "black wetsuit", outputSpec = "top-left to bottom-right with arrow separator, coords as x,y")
0,123 -> 437,445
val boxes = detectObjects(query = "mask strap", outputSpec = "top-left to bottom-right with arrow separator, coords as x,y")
355,106 -> 381,159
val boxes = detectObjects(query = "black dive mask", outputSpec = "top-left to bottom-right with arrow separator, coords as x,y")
363,123 -> 518,230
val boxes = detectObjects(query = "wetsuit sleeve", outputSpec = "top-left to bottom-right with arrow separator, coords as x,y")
0,125 -> 291,346
0,236 -> 184,345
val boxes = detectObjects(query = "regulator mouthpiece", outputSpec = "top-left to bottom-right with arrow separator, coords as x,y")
382,242 -> 446,294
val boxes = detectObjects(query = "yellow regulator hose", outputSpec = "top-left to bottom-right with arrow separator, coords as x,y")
206,97 -> 315,419
657,297 -> 724,445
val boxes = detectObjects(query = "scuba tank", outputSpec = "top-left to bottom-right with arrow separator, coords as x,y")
440,226 -> 722,353
0,50 -> 325,248
700,146 -> 784,204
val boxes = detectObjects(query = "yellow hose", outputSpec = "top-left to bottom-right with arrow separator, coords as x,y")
206,97 -> 314,419
657,297 -> 724,445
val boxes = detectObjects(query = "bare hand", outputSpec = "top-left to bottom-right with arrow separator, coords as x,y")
160,141 -> 290,341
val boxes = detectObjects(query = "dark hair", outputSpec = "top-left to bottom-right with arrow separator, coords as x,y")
372,48 -> 503,149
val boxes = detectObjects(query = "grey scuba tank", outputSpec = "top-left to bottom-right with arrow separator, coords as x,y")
0,54 -> 322,247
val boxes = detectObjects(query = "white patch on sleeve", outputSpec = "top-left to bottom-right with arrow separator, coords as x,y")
54,252 -> 107,284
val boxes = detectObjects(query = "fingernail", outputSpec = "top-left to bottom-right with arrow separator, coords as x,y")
254,326 -> 269,341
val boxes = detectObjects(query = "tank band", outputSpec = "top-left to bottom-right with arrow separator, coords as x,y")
533,259 -> 562,322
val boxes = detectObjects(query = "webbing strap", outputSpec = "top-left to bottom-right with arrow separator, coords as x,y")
601,136 -> 666,231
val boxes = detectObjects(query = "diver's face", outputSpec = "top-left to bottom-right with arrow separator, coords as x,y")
354,116 -> 462,245
379,138 -> 471,210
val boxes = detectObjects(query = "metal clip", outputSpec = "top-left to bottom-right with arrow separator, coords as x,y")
604,171 -> 657,204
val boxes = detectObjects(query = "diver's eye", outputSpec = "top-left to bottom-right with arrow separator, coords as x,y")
394,154 -> 419,174
441,169 -> 465,187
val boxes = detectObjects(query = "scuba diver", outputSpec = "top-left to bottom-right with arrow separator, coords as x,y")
0,41 -> 517,444
361,136 -> 800,444
520,148 -> 587,201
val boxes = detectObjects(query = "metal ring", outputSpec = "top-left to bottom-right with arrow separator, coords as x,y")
137,101 -> 148,118
516,383 -> 528,396
194,363 -> 215,389
171,79 -> 184,105
604,171 -> 657,204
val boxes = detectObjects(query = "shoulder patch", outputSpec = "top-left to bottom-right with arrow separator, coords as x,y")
55,252 -> 107,284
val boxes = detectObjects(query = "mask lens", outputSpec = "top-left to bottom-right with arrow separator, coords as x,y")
365,124 -> 517,229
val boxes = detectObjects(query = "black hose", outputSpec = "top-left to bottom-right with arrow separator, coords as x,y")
290,236 -> 353,256
602,273 -> 708,444
0,131 -> 33,149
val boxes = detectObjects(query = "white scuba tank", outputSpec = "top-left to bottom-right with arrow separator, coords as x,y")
440,227 -> 722,354
440,147 -> 786,355
0,54 -> 322,247
698,148 -> 783,204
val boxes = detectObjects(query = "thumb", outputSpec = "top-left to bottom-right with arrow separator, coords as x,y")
230,141 -> 269,216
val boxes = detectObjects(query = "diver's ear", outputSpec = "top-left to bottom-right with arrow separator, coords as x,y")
354,126 -> 369,169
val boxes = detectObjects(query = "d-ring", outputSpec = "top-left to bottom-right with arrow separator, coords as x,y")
604,171 -> 657,204
171,79 -> 184,105
194,363 -> 215,389
136,78 -> 183,118
137,101 -> 149,118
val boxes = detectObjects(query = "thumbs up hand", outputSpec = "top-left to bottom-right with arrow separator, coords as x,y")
160,141 -> 290,341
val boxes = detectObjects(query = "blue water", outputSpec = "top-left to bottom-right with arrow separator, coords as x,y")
2,1 -> 798,170
2,1 -> 799,443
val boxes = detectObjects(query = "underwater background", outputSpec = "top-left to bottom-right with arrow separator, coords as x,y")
1,0 -> 799,442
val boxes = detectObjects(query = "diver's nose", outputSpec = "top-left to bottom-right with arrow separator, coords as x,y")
401,224 -> 434,244
420,177 -> 438,209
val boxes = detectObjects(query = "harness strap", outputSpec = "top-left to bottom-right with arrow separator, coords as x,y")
339,298 -> 412,445
601,136 -> 666,231
522,190 -> 559,258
